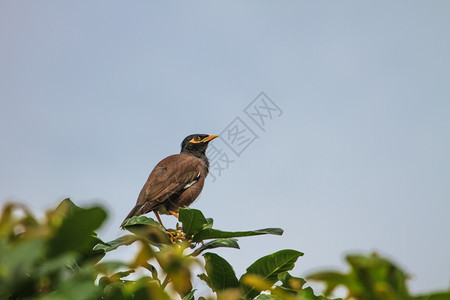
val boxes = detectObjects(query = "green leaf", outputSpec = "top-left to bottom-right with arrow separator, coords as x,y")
94,235 -> 142,252
182,289 -> 196,300
413,291 -> 450,300
193,227 -> 283,242
38,253 -> 78,277
204,218 -> 214,229
203,252 -> 240,292
96,261 -> 130,275
144,263 -> 159,281
121,215 -> 162,228
198,273 -> 213,290
257,294 -> 283,300
306,271 -> 352,296
307,253 -> 411,299
240,249 -> 303,299
347,253 -> 409,299
118,276 -> 171,299
53,198 -> 84,216
0,203 -> 37,238
109,270 -> 135,281
190,238 -> 240,257
38,265 -> 100,300
0,238 -> 46,297
278,271 -> 306,291
121,216 -> 170,246
297,286 -> 325,300
179,208 -> 208,236
39,281 -> 99,300
48,206 -> 107,258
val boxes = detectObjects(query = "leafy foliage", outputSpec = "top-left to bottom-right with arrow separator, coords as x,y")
307,253 -> 450,300
0,199 -> 105,300
201,252 -> 240,292
0,199 -> 448,300
240,249 -> 303,299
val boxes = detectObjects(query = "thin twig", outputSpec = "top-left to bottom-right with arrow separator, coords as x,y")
161,274 -> 171,289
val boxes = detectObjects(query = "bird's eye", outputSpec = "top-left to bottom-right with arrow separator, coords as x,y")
189,135 -> 203,143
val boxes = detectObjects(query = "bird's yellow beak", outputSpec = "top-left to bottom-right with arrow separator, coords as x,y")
202,135 -> 219,142
189,135 -> 219,144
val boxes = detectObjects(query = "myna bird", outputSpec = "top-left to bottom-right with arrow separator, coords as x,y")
122,134 -> 218,227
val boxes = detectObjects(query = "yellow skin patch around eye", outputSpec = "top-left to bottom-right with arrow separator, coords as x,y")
189,135 -> 219,144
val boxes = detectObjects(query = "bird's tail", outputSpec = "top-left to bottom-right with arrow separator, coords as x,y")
120,204 -> 144,228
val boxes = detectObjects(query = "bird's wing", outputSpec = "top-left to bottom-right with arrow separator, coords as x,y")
136,153 -> 204,211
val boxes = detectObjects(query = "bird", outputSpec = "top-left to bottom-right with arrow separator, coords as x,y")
122,134 -> 218,228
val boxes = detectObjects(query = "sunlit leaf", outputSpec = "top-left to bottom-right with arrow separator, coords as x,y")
241,274 -> 273,295
0,203 -> 15,235
240,249 -> 303,299
121,277 -> 171,299
306,271 -> 351,296
278,271 -> 306,291
130,242 -> 155,269
217,288 -> 243,300
170,266 -> 193,297
0,203 -> 37,237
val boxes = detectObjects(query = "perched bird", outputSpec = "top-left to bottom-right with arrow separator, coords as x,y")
122,134 -> 218,227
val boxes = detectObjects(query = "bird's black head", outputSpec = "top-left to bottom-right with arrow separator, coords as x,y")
181,134 -> 219,157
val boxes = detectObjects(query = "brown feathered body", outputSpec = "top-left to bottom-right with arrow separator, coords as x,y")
123,153 -> 208,222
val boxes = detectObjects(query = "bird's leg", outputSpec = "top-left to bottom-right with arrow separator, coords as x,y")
169,210 -> 179,218
153,211 -> 164,227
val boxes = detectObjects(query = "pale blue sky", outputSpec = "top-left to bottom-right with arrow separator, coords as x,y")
1,1 -> 449,295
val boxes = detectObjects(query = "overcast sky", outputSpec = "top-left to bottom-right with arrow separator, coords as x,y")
1,1 -> 449,295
